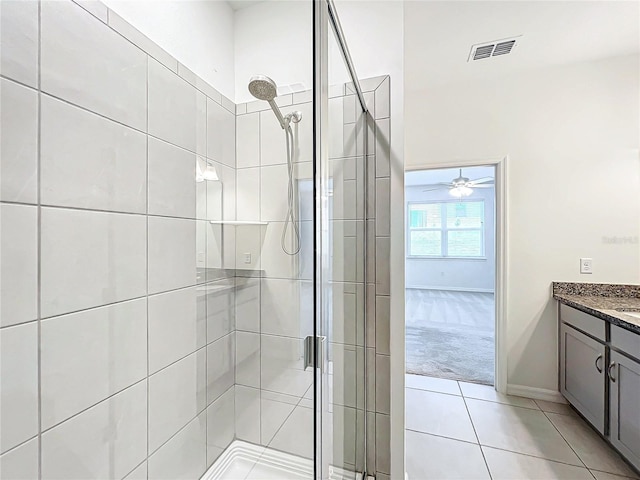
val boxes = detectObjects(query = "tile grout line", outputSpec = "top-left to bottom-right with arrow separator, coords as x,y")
232,92 -> 239,450
0,73 -> 38,92
371,92 -> 379,475
404,426 -> 601,472
258,103 -> 262,448
36,1 -> 43,478
405,428 -> 482,447
458,385 -> 603,473
121,457 -> 147,480
461,394 -> 542,412
246,381 -> 318,475
405,385 -> 462,397
35,86 -> 233,169
40,377 -> 147,436
539,407 -> 592,472
204,88 -> 210,472
39,337 -> 226,440
145,50 -> 150,479
0,434 -> 39,459
459,382 -> 494,480
5,199 -> 224,222
147,383 -> 235,462
34,275 -> 236,325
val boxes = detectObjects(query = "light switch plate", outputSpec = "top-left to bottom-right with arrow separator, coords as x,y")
580,258 -> 593,274
244,253 -> 252,264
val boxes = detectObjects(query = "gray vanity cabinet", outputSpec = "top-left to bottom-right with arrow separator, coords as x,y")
560,323 -> 606,433
559,304 -> 640,471
608,350 -> 640,469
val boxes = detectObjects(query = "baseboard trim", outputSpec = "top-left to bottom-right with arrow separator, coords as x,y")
507,384 -> 567,404
405,286 -> 495,294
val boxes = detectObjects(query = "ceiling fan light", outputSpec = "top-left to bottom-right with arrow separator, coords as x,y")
450,185 -> 473,198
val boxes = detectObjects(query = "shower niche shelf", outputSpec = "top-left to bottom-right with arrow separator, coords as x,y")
209,220 -> 269,226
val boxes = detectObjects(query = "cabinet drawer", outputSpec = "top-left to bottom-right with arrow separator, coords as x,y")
611,325 -> 640,362
560,304 -> 606,341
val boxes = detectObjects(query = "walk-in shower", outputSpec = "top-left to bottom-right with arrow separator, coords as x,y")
0,1 -> 392,479
248,75 -> 303,255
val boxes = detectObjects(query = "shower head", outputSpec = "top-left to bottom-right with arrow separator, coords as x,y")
248,75 -> 278,101
247,75 -> 302,130
248,74 -> 286,129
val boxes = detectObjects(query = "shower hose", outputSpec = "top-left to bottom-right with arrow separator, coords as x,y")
281,115 -> 301,255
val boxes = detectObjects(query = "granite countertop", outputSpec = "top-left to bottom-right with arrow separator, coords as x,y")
553,282 -> 640,334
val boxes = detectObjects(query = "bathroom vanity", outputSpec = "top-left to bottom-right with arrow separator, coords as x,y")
554,282 -> 640,472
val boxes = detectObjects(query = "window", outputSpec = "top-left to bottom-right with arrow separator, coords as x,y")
408,201 -> 485,257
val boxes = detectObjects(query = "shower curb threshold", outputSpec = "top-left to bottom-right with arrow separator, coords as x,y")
201,440 -> 359,480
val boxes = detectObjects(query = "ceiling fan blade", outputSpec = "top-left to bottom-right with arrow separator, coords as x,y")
468,177 -> 494,185
421,182 -> 453,191
472,184 -> 495,188
422,186 -> 450,192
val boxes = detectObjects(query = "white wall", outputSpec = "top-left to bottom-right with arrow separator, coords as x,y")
405,54 -> 640,393
233,1 -> 405,105
405,185 -> 495,292
233,0 -> 311,103
103,0 -> 236,99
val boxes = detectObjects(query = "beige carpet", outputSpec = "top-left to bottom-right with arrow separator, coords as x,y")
406,325 -> 494,384
405,289 -> 495,385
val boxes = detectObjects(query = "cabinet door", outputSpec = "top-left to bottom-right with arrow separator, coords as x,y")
560,323 -> 606,433
609,351 -> 640,470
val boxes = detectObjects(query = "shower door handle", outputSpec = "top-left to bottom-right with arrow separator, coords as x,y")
304,335 -> 326,373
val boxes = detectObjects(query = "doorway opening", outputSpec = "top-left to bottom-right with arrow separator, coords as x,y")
405,165 -> 497,386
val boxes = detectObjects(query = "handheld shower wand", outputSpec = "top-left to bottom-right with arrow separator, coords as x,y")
248,75 -> 302,255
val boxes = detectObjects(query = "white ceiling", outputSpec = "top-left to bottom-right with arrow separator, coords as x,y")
406,166 -> 495,187
405,1 -> 640,87
226,0 -> 264,12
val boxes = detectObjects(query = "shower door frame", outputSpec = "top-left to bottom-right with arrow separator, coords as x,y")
313,1 -> 370,478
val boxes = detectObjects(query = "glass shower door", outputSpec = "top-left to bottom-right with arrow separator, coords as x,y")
314,1 -> 368,478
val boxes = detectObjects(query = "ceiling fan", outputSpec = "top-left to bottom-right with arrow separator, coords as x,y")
422,169 -> 494,198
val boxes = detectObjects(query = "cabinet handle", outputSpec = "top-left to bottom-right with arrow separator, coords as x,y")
595,354 -> 603,373
608,362 -> 617,382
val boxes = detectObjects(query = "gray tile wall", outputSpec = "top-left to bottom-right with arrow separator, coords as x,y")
328,76 -> 392,477
326,86 -> 368,474
231,76 -> 392,477
361,76 -> 392,478
0,2 -> 237,478
233,94 -> 316,458
0,1 -> 392,477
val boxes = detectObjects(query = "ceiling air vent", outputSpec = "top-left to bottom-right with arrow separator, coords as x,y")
468,36 -> 521,62
492,40 -> 516,56
473,44 -> 494,60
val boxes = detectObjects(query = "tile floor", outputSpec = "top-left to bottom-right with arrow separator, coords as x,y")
405,374 -> 640,480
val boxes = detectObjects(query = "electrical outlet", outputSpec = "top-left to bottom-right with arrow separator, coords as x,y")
580,258 -> 593,274
244,253 -> 252,264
